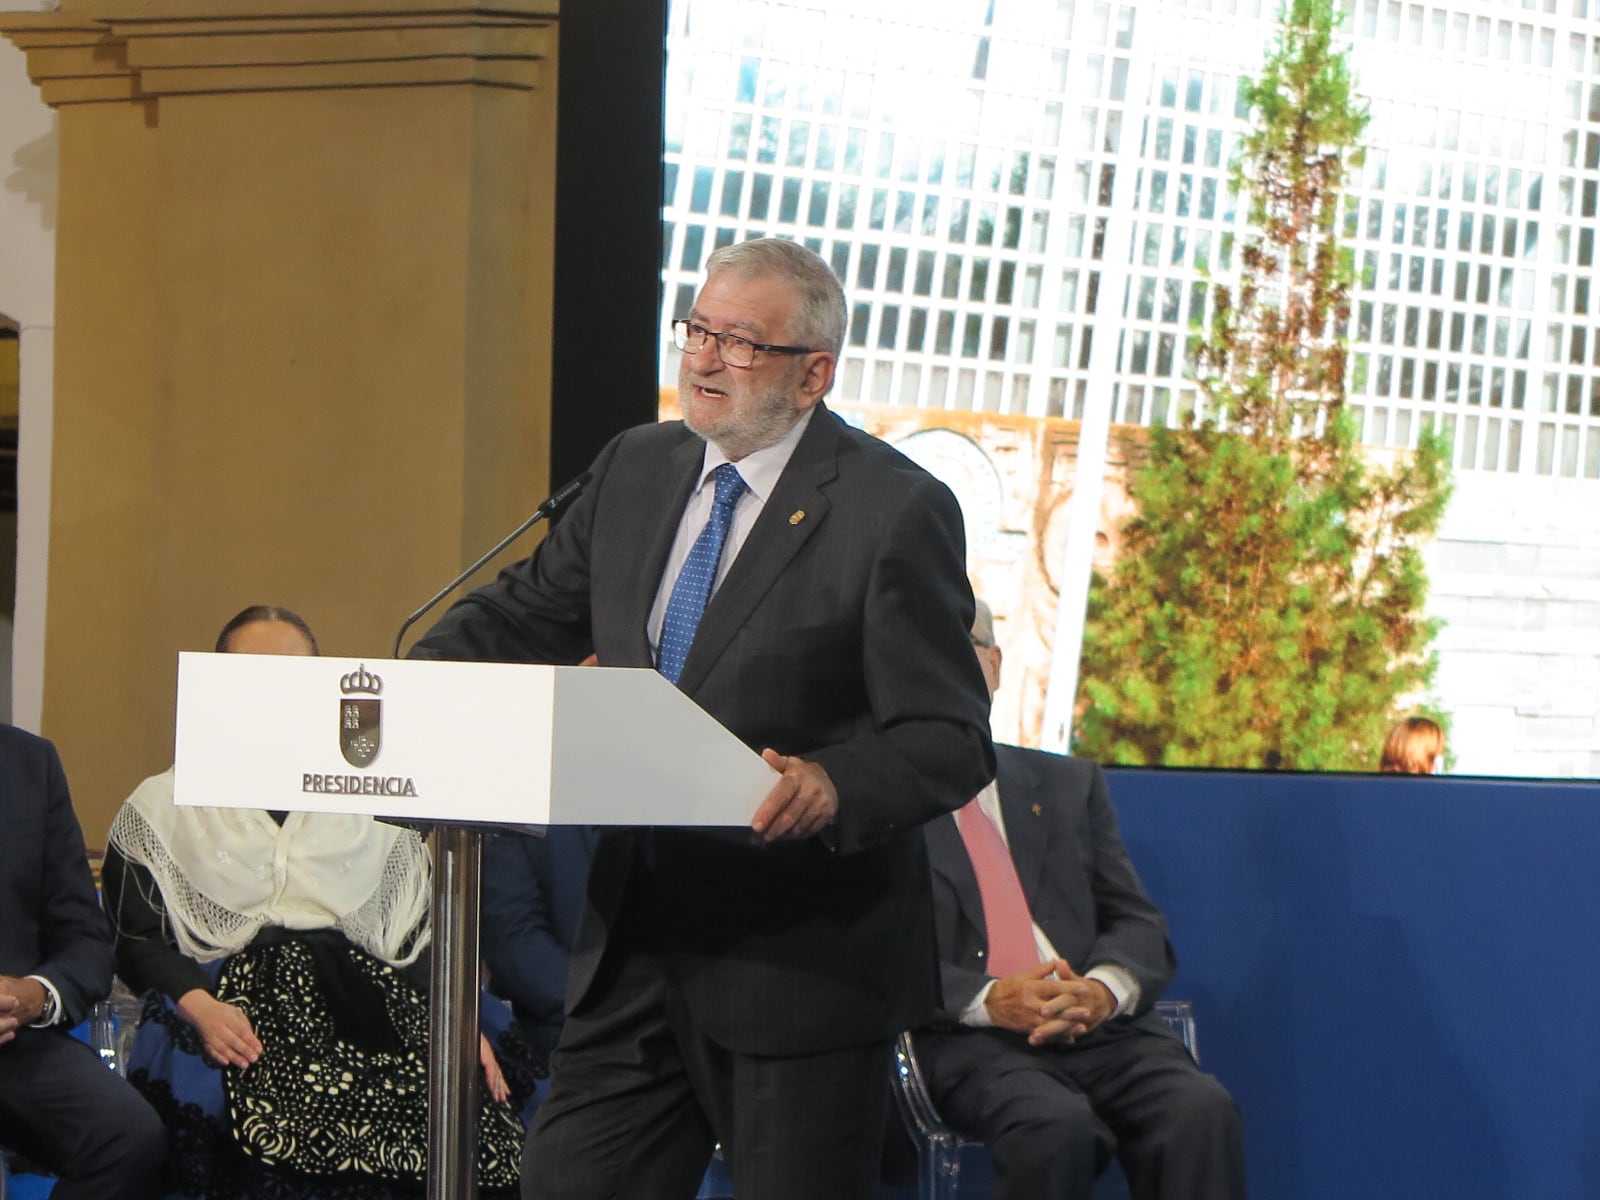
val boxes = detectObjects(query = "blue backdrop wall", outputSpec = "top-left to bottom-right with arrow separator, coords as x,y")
1107,768 -> 1599,1200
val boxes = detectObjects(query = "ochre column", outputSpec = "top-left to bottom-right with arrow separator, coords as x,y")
0,1 -> 559,840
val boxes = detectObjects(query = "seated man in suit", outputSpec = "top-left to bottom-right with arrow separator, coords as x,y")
481,825 -> 596,1104
914,601 -> 1245,1200
0,723 -> 165,1200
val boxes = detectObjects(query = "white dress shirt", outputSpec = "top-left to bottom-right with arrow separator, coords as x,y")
959,780 -> 1141,1028
647,408 -> 815,656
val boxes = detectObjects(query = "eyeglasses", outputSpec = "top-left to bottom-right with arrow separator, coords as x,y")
672,319 -> 814,369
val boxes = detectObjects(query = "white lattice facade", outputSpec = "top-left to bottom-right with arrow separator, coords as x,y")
659,0 -> 1600,777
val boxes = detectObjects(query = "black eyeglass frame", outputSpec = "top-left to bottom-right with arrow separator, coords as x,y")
672,318 -> 816,368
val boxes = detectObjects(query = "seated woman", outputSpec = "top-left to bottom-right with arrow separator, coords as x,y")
102,605 -> 527,1199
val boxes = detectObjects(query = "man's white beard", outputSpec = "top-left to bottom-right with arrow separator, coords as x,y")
681,378 -> 802,461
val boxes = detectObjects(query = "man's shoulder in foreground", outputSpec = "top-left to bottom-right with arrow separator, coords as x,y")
0,722 -> 54,757
615,416 -> 704,453
0,724 -> 62,794
996,742 -> 1102,788
824,408 -> 955,480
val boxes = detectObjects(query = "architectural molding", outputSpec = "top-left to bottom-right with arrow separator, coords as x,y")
0,1 -> 554,103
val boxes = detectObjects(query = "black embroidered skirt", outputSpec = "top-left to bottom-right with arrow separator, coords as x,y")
129,932 -> 528,1198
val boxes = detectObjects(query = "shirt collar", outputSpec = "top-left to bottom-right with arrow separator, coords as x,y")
695,406 -> 816,503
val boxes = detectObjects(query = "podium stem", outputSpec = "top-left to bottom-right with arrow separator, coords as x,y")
427,826 -> 483,1200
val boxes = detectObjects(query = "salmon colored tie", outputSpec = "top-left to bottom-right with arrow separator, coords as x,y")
956,797 -> 1039,980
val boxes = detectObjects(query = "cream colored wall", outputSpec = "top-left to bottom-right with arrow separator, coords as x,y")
0,21 -> 57,737
0,27 -> 52,316
3,3 -> 561,842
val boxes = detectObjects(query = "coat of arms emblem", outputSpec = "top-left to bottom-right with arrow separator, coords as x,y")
339,664 -> 383,768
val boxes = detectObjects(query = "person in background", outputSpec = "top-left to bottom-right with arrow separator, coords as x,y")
1378,716 -> 1445,775
911,599 -> 1245,1200
102,605 -> 525,1199
481,825 -> 596,1115
0,723 -> 165,1200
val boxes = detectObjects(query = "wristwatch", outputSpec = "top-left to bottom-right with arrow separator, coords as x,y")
27,978 -> 59,1027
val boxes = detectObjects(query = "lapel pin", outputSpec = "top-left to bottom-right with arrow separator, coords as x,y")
1031,803 -> 1043,816
789,509 -> 806,525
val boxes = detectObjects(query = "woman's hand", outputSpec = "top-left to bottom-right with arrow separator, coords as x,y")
176,989 -> 262,1069
479,1034 -> 510,1104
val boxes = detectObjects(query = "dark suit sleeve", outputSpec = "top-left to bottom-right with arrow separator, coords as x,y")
407,434 -> 623,665
936,946 -> 995,1024
808,472 -> 995,853
1081,763 -> 1176,1014
481,833 -> 569,1029
33,743 -> 115,1025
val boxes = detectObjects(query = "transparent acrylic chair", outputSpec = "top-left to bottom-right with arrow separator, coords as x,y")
890,999 -> 1198,1200
88,979 -> 144,1077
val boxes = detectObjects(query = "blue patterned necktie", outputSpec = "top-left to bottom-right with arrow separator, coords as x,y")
658,463 -> 747,684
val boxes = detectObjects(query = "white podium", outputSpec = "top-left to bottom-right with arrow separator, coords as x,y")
174,653 -> 776,1200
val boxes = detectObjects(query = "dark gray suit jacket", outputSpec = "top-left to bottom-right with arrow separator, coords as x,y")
925,744 -> 1175,1033
414,405 -> 995,1056
0,724 -> 114,1028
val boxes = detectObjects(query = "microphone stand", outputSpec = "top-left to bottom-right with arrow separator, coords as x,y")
391,469 -> 588,1200
393,470 -> 591,659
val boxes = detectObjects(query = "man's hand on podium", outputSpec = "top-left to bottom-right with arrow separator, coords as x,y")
581,656 -> 830,842
751,751 -> 839,843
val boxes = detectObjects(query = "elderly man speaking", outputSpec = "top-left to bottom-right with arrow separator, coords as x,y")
413,237 -> 995,1200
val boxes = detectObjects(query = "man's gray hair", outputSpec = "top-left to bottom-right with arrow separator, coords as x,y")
971,597 -> 996,648
704,238 -> 847,359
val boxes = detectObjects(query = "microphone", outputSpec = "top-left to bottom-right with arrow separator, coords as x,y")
391,471 -> 592,659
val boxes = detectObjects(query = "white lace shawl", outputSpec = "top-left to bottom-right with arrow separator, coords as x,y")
106,768 -> 431,967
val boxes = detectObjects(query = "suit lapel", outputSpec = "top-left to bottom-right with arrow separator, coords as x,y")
624,436 -> 705,665
672,406 -> 840,696
997,750 -> 1051,906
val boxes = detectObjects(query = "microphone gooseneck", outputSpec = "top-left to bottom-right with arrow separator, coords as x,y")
391,471 -> 592,659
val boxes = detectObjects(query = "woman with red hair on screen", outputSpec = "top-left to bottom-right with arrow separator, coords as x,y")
1379,716 -> 1446,775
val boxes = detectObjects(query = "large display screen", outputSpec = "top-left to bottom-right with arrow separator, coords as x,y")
659,0 -> 1600,779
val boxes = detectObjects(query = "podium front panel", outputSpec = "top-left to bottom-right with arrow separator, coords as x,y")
174,654 -> 775,827
175,653 -> 558,824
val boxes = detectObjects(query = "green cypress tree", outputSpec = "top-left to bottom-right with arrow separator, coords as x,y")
1074,0 -> 1452,770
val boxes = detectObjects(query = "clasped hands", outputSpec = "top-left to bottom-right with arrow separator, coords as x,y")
0,974 -> 47,1046
983,959 -> 1116,1046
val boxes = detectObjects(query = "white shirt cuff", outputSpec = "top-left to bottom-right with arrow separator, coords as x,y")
960,980 -> 998,1027
24,975 -> 62,1028
1085,963 -> 1140,1018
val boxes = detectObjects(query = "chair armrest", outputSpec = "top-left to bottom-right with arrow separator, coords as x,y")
87,980 -> 144,1077
1154,999 -> 1198,1064
891,1030 -> 961,1143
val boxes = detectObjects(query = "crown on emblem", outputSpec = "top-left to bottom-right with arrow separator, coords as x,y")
340,664 -> 384,696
